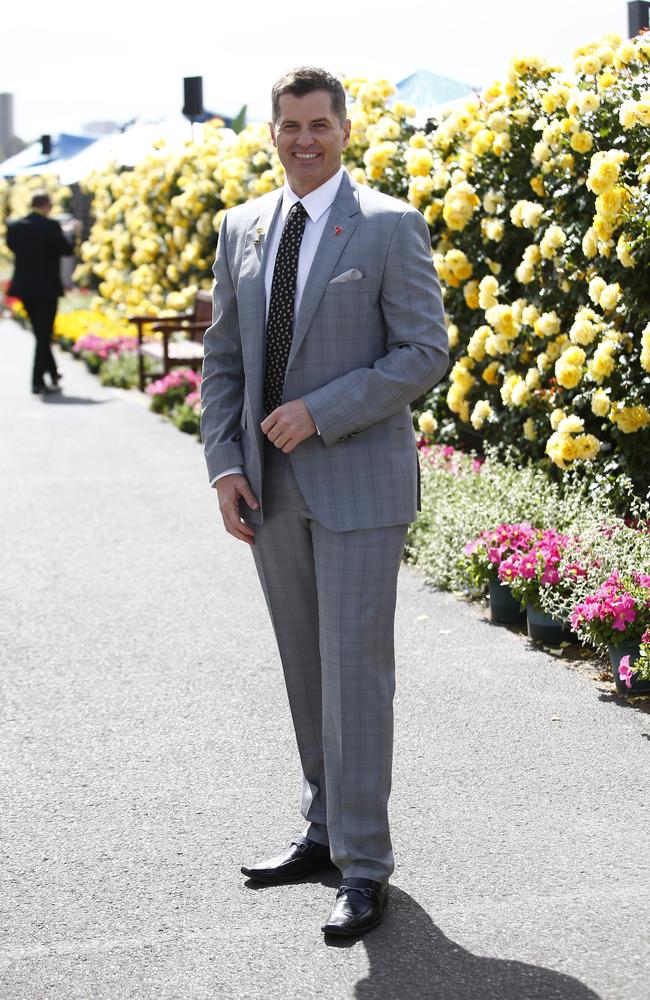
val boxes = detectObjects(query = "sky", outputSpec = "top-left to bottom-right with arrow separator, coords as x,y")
1,0 -> 636,141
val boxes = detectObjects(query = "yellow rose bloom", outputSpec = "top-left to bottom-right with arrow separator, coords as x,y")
525,368 -> 540,389
558,414 -> 584,434
482,361 -> 501,385
570,131 -> 593,153
485,332 -> 512,357
597,70 -> 616,91
395,101 -> 417,119
546,431 -> 578,469
523,418 -> 537,441
423,202 -> 442,225
534,311 -> 561,338
581,227 -> 599,258
587,150 -> 628,195
445,249 -> 473,280
609,403 -> 650,433
470,400 -> 493,429
595,185 -> 629,221
540,224 -> 567,259
575,434 -> 601,460
408,176 -> 435,208
405,147 -> 434,177
530,175 -> 546,197
447,323 -> 460,349
471,129 -> 495,155
588,276 -> 607,305
616,237 -> 635,268
532,140 -> 551,164
363,141 -> 398,172
463,281 -> 480,310
467,325 -> 491,361
442,181 -> 480,231
579,92 -> 600,114
640,322 -> 650,373
478,275 -> 499,310
418,409 -> 438,435
541,92 -> 561,114
484,304 -> 518,338
482,217 -> 505,242
582,55 -> 602,75
587,342 -> 616,383
555,345 -> 585,388
599,282 -> 621,312
591,388 -> 611,416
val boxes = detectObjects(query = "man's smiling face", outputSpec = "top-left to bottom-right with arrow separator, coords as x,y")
270,89 -> 351,197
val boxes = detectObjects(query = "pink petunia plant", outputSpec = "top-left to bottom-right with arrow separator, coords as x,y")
461,522 -> 538,590
569,574 -> 650,684
497,528 -> 586,610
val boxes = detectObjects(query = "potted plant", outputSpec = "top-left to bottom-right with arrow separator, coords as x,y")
462,522 -> 537,624
570,572 -> 650,695
498,529 -> 583,644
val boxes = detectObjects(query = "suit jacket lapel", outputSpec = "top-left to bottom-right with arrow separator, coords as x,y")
287,172 -> 360,370
237,192 -> 282,345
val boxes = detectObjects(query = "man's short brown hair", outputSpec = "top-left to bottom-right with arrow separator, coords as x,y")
31,190 -> 52,209
271,67 -> 347,125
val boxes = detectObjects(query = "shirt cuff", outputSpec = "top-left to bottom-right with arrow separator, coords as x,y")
211,466 -> 244,486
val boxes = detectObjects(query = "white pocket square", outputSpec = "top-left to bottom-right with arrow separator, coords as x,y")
328,268 -> 363,284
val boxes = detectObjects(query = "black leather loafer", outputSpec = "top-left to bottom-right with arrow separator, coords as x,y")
321,877 -> 388,936
241,838 -> 332,884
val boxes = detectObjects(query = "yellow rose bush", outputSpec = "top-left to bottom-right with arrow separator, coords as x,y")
411,31 -> 650,495
71,119 -> 279,316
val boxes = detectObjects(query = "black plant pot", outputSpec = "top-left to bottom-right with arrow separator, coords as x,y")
489,579 -> 526,625
607,643 -> 650,696
526,605 -> 574,645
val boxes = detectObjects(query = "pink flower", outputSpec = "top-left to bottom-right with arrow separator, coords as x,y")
618,655 -> 634,689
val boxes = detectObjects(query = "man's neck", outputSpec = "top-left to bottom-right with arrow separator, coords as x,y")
286,165 -> 342,199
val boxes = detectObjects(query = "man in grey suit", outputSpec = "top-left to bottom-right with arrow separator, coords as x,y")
201,66 -> 448,937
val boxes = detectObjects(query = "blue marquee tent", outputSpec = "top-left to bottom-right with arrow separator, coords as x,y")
0,132 -> 99,179
394,70 -> 477,110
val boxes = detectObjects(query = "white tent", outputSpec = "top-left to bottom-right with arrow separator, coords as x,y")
57,116 -> 206,183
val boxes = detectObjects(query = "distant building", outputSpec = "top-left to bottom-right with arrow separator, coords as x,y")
0,93 -> 27,162
0,93 -> 14,158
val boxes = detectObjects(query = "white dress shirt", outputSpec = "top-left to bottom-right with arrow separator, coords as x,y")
212,166 -> 345,485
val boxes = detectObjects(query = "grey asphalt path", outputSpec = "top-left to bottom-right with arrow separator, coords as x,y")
1,316 -> 649,1000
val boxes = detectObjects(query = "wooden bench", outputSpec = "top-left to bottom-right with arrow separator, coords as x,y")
128,289 -> 212,392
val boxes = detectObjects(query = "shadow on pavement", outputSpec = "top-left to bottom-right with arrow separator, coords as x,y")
340,887 -> 600,1000
39,394 -> 114,406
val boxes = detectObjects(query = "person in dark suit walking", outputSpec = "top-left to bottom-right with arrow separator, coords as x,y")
6,190 -> 79,394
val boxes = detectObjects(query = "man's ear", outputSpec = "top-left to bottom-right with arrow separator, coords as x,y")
268,121 -> 277,147
342,118 -> 352,149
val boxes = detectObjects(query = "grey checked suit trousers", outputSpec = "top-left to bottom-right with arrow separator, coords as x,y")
253,440 -> 407,880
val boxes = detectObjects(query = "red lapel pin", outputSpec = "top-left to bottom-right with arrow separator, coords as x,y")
334,226 -> 343,236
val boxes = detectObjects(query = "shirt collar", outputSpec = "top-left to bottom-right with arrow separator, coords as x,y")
281,166 -> 344,224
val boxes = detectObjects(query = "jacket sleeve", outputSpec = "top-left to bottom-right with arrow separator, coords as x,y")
301,208 -> 449,446
6,221 -> 17,253
200,212 -> 246,482
53,221 -> 75,256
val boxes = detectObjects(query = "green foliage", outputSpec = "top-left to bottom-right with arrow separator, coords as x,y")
98,353 -> 157,389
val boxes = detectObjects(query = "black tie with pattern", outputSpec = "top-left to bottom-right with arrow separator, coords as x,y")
263,201 -> 308,415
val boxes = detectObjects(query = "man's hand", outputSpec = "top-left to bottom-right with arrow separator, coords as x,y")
215,474 -> 259,544
261,399 -> 317,453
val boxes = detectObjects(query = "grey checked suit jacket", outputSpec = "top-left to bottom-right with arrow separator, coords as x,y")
201,170 -> 449,531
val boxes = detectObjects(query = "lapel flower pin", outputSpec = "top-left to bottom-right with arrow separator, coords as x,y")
253,226 -> 265,245
334,225 -> 343,236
